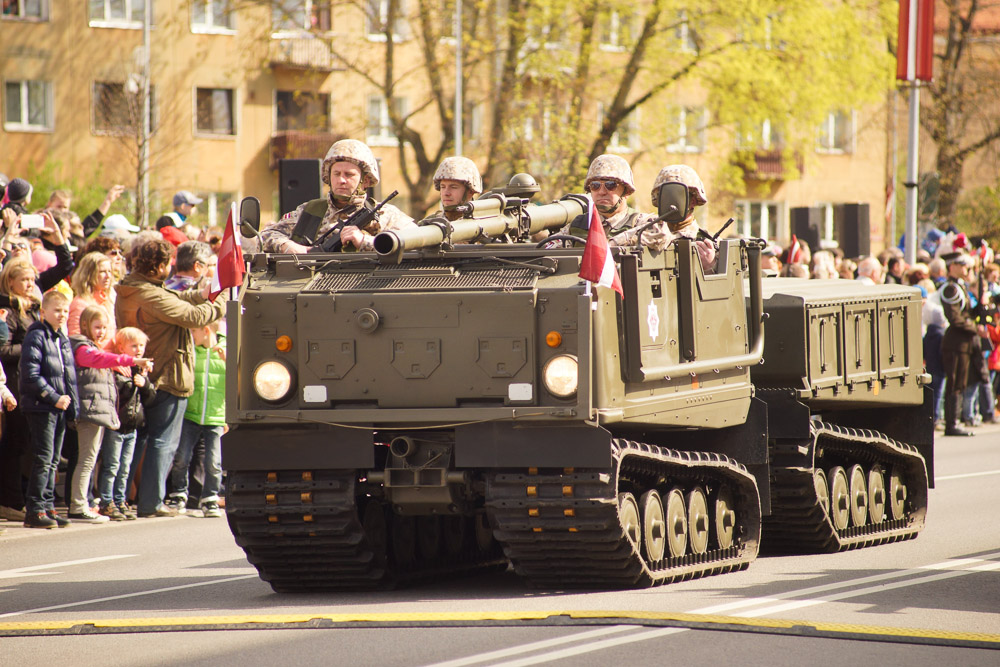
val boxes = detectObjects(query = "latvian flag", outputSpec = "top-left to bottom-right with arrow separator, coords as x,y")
209,202 -> 246,300
578,196 -> 623,297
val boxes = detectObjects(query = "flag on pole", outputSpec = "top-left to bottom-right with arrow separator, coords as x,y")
209,202 -> 245,300
578,196 -> 623,297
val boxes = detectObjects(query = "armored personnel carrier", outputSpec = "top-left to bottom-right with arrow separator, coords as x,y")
223,182 -> 932,592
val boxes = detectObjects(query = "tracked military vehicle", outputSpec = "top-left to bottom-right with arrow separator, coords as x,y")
223,181 -> 933,592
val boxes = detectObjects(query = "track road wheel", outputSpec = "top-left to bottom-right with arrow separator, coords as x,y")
687,486 -> 710,555
848,464 -> 868,528
391,515 -> 417,566
362,501 -> 389,571
618,492 -> 642,551
712,486 -> 736,550
828,466 -> 850,531
639,490 -> 666,562
664,487 -> 688,558
867,464 -> 886,524
889,468 -> 907,521
814,468 -> 830,517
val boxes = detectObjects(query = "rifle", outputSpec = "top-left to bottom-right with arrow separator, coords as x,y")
309,190 -> 399,253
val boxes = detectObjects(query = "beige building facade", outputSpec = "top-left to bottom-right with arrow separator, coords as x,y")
2,1 -> 889,251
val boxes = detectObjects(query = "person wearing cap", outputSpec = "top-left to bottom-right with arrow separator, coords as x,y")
260,139 -> 414,254
79,184 -> 127,239
431,157 -> 482,222
940,251 -> 981,436
1,178 -> 33,216
157,191 -> 202,230
649,164 -> 718,272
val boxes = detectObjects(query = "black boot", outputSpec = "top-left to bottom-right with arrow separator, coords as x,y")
945,393 -> 975,436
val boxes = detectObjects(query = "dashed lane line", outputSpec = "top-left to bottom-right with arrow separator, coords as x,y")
0,555 -> 136,580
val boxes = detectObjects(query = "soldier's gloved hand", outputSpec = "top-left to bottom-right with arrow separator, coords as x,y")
694,240 -> 716,272
639,226 -> 670,252
340,225 -> 367,249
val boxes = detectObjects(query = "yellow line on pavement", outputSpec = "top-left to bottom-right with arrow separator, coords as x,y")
2,610 -> 999,646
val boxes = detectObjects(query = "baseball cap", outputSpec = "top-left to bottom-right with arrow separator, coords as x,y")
103,214 -> 140,233
173,190 -> 203,207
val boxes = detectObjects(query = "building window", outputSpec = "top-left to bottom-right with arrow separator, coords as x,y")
93,81 -> 155,135
4,80 -> 53,132
191,0 -> 234,32
817,110 -> 854,154
276,91 -> 330,131
737,119 -> 783,151
735,200 -> 784,242
196,87 -> 235,136
666,106 -> 707,154
366,0 -> 408,41
675,10 -> 698,52
2,0 -> 48,20
599,103 -> 639,152
272,0 -> 330,33
600,11 -> 635,51
88,0 -> 150,27
367,94 -> 406,146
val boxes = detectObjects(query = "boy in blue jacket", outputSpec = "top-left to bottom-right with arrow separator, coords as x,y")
20,290 -> 79,529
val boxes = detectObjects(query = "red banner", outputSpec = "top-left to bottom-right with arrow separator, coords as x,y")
897,0 -> 935,82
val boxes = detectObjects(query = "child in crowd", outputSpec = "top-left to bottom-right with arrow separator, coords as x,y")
167,321 -> 225,518
69,307 -> 151,523
97,327 -> 155,520
19,290 -> 78,529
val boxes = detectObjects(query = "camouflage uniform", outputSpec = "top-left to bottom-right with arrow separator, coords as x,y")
260,140 -> 414,253
650,165 -> 718,271
562,155 -> 663,250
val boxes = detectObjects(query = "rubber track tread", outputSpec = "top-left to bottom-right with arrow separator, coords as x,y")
227,469 -> 505,592
485,439 -> 761,589
763,419 -> 928,554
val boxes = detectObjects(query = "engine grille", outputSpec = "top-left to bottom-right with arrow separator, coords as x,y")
305,264 -> 537,292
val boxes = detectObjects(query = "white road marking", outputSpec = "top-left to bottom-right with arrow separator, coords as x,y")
0,575 -> 258,619
425,626 -> 640,667
935,469 -> 1000,481
0,555 -> 136,580
486,628 -> 685,667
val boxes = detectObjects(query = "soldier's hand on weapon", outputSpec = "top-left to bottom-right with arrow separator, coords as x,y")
340,225 -> 367,249
695,239 -> 716,272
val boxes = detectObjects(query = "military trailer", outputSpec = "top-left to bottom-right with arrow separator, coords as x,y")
223,184 -> 933,591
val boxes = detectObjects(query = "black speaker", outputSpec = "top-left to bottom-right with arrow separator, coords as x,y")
790,206 -> 822,253
835,203 -> 870,258
279,159 -> 322,217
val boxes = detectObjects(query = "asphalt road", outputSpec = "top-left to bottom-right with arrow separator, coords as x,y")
2,426 -> 999,666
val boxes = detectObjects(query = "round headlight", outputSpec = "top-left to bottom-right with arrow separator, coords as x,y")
253,360 -> 294,402
542,354 -> 578,398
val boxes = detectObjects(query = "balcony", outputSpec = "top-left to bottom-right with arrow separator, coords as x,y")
270,130 -> 345,169
742,149 -> 802,181
269,37 -> 340,72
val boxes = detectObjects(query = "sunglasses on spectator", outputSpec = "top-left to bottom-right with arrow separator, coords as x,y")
587,180 -> 621,192
107,249 -> 124,257
10,243 -> 29,251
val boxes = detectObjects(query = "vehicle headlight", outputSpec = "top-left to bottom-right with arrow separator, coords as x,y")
542,354 -> 578,398
253,360 -> 294,402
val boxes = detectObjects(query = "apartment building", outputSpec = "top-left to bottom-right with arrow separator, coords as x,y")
2,1 -> 890,250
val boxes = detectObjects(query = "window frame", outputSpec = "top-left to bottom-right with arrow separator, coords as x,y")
734,199 -> 785,243
666,106 -> 707,154
599,10 -> 636,52
88,0 -> 150,29
816,109 -> 855,154
599,102 -> 640,153
191,0 -> 236,34
366,94 -> 407,147
91,80 -> 156,136
4,79 -> 54,133
274,89 -> 331,132
1,0 -> 49,20
194,86 -> 238,138
271,0 -> 331,36
366,0 -> 408,42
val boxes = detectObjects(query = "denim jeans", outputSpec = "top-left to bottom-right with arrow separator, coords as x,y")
170,420 -> 224,501
98,428 -> 137,506
135,392 -> 188,515
24,410 -> 67,515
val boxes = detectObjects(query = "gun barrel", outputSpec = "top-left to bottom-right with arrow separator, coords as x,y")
372,195 -> 587,257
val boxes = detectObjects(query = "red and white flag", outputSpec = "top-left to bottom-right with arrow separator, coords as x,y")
578,197 -> 623,297
209,202 -> 245,300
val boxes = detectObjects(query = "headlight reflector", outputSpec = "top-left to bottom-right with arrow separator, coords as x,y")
253,360 -> 294,402
542,354 -> 578,398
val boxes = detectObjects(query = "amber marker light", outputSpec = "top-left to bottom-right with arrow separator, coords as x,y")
545,331 -> 563,348
275,335 -> 293,352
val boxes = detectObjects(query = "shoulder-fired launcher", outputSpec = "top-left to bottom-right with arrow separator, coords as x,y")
372,193 -> 588,258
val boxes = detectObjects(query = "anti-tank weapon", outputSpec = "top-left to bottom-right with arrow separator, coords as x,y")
372,193 -> 589,261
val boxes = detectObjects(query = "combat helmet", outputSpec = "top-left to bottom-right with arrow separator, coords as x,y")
434,156 -> 483,195
651,165 -> 707,208
322,139 -> 380,188
585,154 -> 636,196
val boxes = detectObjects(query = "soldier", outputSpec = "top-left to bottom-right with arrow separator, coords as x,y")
432,157 -> 482,222
650,165 -> 717,272
939,251 -> 981,436
260,139 -> 414,253
561,155 -> 655,246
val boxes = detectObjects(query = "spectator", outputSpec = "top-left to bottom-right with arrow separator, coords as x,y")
885,256 -> 906,284
46,189 -> 72,212
929,257 -> 947,287
19,290 -> 78,529
81,236 -> 127,282
164,241 -> 213,292
154,191 -> 200,247
856,256 -> 883,285
115,239 -> 224,518
68,252 -> 117,336
80,185 -> 127,239
1,178 -> 33,216
838,258 -> 858,281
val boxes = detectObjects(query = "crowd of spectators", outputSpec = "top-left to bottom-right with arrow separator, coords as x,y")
0,174 -> 229,532
761,229 -> 1000,431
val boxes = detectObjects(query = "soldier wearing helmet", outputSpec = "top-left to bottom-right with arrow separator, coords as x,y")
650,164 -> 717,272
558,155 -> 658,246
430,157 -> 483,222
260,139 -> 414,254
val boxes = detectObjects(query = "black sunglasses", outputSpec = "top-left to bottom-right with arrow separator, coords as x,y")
587,180 -> 621,193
